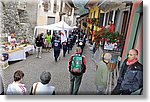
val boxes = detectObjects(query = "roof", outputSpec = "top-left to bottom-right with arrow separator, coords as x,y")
79,13 -> 89,18
85,0 -> 101,9
67,0 -> 76,8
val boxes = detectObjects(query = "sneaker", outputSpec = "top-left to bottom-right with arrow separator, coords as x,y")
39,56 -> 42,59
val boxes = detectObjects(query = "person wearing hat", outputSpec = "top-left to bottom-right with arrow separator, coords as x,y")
95,53 -> 112,95
30,71 -> 55,95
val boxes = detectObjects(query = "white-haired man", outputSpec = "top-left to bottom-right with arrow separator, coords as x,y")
95,53 -> 112,95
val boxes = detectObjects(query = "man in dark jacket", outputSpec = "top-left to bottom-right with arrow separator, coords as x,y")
35,33 -> 44,58
111,49 -> 143,95
62,40 -> 68,57
52,37 -> 62,62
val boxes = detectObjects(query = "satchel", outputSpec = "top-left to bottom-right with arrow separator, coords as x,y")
30,83 -> 38,95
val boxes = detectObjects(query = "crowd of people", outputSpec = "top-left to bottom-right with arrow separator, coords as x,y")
2,27 -> 143,95
4,48 -> 143,95
5,47 -> 87,95
35,29 -> 86,62
5,29 -> 87,95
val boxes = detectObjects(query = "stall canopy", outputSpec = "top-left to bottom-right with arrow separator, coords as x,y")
34,20 -> 73,43
34,20 -> 73,31
50,20 -> 73,30
72,26 -> 78,29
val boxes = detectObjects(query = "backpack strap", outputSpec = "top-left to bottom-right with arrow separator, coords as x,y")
33,83 -> 38,95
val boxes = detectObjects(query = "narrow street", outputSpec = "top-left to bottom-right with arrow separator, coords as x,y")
0,0 -> 143,98
2,44 -> 97,95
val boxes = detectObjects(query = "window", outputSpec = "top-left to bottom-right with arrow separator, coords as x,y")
43,1 -> 48,12
99,13 -> 104,27
53,0 -> 57,13
47,17 -> 55,25
109,10 -> 113,22
105,12 -> 109,26
48,0 -> 51,11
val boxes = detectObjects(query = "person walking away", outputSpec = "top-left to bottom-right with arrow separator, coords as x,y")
76,37 -> 84,54
95,53 -> 112,95
30,71 -> 55,95
111,49 -> 143,95
67,36 -> 72,54
35,33 -> 44,58
40,33 -> 45,49
6,70 -> 27,95
45,33 -> 52,52
52,37 -> 62,62
62,40 -> 68,57
68,47 -> 86,95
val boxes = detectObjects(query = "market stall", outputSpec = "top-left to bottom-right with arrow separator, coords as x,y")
34,20 -> 73,37
6,48 -> 25,61
6,44 -> 34,61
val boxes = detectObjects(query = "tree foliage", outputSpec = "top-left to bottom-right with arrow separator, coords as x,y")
1,1 -> 33,43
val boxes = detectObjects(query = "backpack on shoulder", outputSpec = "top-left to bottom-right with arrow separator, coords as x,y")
70,54 -> 83,74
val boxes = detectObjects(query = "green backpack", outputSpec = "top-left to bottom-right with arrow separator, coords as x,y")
71,54 -> 83,73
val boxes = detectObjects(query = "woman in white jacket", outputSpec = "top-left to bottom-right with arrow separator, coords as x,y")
6,70 -> 27,95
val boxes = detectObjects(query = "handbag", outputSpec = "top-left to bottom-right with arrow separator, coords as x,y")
30,83 -> 38,95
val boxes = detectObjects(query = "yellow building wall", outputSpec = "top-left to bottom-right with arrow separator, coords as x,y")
88,6 -> 99,41
88,6 -> 99,30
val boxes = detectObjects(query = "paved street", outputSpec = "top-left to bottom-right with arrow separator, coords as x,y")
2,44 -> 97,95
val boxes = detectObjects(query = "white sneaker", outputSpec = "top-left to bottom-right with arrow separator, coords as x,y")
39,56 -> 42,59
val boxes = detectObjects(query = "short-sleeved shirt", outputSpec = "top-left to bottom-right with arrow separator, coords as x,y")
31,82 -> 55,95
45,35 -> 52,43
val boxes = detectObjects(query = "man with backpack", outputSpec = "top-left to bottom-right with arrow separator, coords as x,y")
68,47 -> 86,95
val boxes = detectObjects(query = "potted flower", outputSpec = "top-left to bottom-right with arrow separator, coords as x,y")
91,18 -> 96,24
82,22 -> 87,28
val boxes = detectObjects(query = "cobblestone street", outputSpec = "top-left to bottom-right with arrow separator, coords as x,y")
2,44 -> 97,95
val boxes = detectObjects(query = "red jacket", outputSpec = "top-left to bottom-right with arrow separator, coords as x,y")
108,24 -> 115,32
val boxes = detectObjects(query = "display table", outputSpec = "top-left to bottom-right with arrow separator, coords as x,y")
23,45 -> 35,54
6,45 -> 34,61
7,49 -> 26,61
